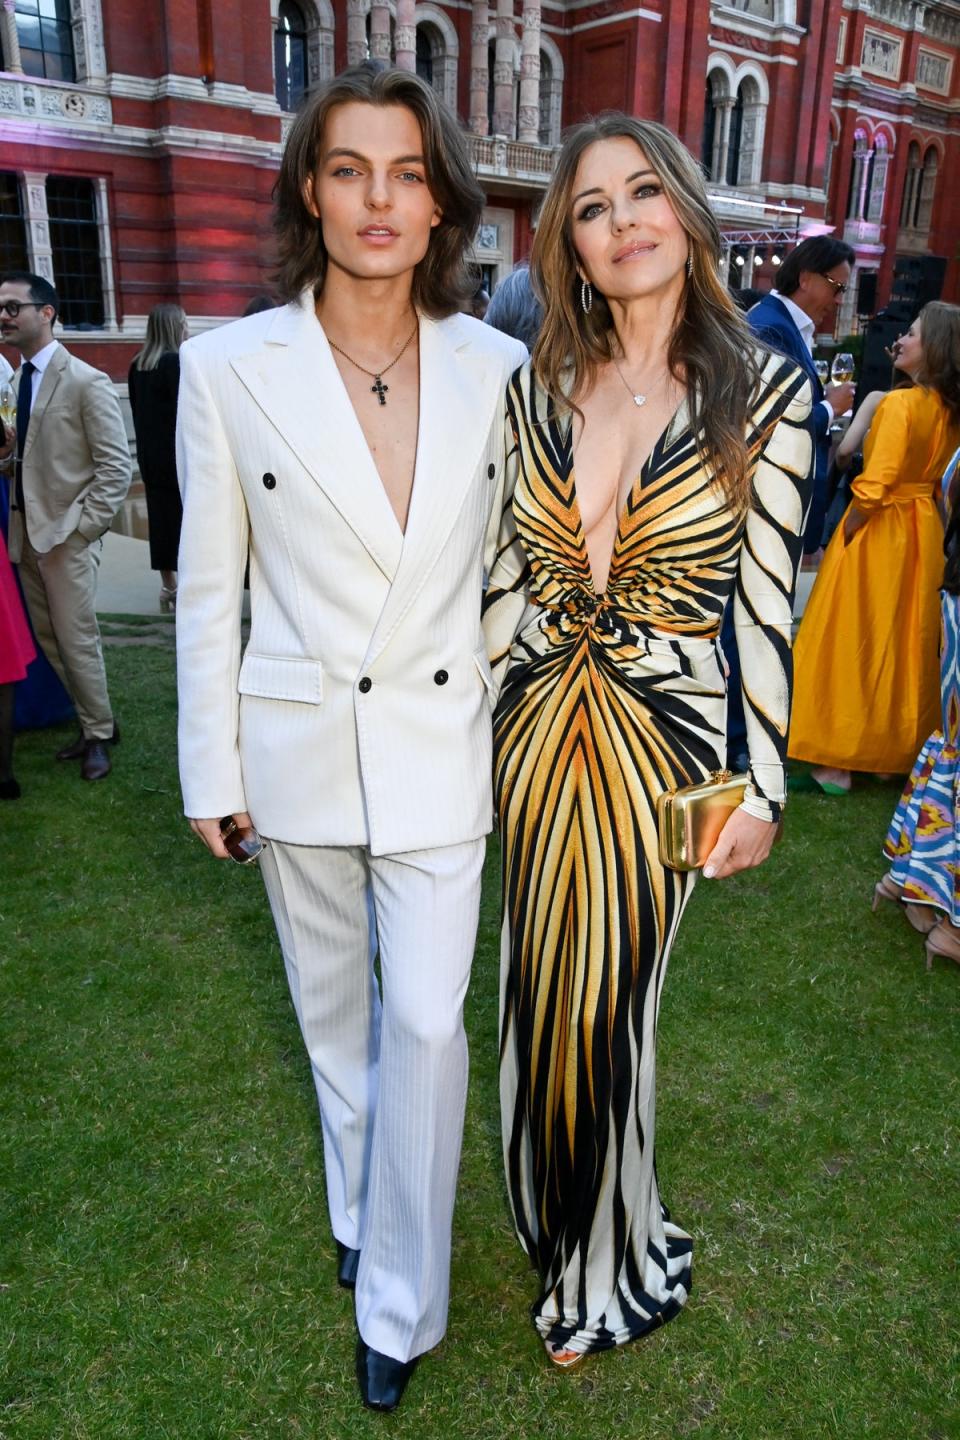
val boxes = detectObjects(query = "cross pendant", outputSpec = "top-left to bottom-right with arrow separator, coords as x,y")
371,375 -> 388,406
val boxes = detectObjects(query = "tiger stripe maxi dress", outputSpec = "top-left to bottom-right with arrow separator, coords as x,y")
482,352 -> 812,1355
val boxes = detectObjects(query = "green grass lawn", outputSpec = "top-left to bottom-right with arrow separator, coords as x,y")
2,640 -> 958,1439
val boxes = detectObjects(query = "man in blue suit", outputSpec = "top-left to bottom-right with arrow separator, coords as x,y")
722,235 -> 855,770
747,235 -> 856,556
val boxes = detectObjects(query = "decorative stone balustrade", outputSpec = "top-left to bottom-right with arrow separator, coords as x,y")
0,75 -> 111,127
468,134 -> 558,188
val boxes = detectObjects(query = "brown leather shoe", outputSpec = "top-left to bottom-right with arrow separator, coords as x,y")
57,721 -> 120,761
81,740 -> 112,781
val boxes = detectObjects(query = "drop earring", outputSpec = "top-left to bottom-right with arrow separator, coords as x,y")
686,254 -> 694,278
581,279 -> 593,314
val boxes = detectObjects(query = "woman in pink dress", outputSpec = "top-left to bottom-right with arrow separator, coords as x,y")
0,522 -> 35,798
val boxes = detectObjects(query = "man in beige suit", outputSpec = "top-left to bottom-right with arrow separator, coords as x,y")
0,272 -> 131,780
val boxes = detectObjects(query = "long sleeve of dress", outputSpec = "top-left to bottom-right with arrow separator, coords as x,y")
851,391 -> 910,513
482,371 -> 534,700
735,368 -> 813,822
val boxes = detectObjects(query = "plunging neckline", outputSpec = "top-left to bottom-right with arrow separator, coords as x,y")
568,397 -> 687,595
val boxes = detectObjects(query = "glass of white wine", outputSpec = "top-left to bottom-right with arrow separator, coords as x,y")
831,352 -> 855,385
0,382 -> 15,431
814,359 -> 830,385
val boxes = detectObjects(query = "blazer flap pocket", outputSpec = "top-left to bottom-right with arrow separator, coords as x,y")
238,652 -> 323,704
473,646 -> 495,694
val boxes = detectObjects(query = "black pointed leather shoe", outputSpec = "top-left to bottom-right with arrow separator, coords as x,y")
57,721 -> 120,761
355,1337 -> 419,1413
336,1241 -> 360,1290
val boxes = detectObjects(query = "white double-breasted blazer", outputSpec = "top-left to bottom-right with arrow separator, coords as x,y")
175,297 -> 525,854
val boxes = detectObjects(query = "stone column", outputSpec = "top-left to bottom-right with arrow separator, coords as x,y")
492,0 -> 515,137
395,0 -> 415,70
717,98 -> 736,185
95,177 -> 118,331
469,0 -> 489,136
517,2 -> 540,144
22,173 -> 54,286
346,0 -> 367,66
369,0 -> 391,62
1,0 -> 23,72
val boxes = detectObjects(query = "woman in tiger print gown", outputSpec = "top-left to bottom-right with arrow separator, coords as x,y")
482,117 -> 813,1366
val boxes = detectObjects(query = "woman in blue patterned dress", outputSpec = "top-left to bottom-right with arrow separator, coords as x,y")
876,446 -> 960,967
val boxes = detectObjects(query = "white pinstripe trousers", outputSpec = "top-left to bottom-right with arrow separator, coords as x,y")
258,835 -> 485,1363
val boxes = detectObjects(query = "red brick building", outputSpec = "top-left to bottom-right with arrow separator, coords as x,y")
0,0 -> 957,382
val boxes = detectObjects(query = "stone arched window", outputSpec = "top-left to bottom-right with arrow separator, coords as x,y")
702,67 -> 733,183
538,42 -> 563,147
734,73 -> 767,186
915,145 -> 939,233
275,0 -> 308,111
865,133 -> 891,225
900,141 -> 923,229
414,8 -> 458,110
846,128 -> 870,220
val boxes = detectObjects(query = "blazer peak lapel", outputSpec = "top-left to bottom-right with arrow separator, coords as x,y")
230,303 -> 404,581
366,315 -> 499,662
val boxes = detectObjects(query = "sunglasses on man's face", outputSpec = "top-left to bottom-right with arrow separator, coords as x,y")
0,301 -> 46,318
819,274 -> 848,296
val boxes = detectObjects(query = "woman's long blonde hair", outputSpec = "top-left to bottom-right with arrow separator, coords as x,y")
133,303 -> 187,371
531,113 -> 767,511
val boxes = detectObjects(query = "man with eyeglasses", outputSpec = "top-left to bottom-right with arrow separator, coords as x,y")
0,272 -> 131,781
746,235 -> 857,557
717,235 -> 855,773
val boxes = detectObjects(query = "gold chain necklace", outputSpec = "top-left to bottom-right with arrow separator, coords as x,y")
327,321 -> 419,407
611,356 -> 669,409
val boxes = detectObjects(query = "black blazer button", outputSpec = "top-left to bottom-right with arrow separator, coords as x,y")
358,676 -> 372,693
262,472 -> 276,489
487,463 -> 495,479
434,669 -> 448,686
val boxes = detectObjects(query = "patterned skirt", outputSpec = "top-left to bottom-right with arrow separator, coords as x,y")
884,592 -> 960,923
494,609 -> 728,1353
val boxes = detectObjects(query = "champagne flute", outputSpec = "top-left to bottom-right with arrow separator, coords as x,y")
814,359 -> 830,385
0,381 -> 15,431
831,352 -> 855,385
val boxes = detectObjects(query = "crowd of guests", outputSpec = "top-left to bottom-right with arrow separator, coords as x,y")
1,61 -> 958,1419
0,287 -> 280,794
479,241 -> 960,972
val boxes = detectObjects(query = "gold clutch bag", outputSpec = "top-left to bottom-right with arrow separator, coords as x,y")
657,769 -> 749,873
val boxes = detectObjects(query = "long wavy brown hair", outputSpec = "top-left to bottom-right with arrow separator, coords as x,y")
917,300 -> 960,425
531,113 -> 769,511
274,64 -> 484,317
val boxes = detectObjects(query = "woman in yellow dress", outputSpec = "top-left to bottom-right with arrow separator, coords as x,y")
483,115 -> 812,1368
789,302 -> 960,791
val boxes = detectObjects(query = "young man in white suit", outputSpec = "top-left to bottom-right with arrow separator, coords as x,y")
176,65 -> 525,1412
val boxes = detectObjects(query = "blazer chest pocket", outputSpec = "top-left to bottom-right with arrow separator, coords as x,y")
238,652 -> 323,703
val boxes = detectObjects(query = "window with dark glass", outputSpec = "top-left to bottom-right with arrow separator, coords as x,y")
725,88 -> 744,186
15,0 -> 76,83
416,28 -> 433,86
274,0 -> 307,113
46,176 -> 104,328
0,173 -> 29,274
701,77 -> 717,176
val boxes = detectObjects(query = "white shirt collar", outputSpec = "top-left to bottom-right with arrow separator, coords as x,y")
24,338 -> 60,376
771,291 -> 814,354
